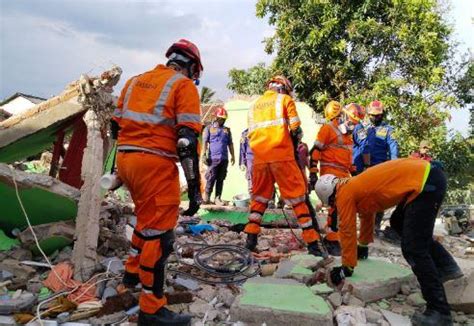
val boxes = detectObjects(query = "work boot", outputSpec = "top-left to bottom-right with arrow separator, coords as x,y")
307,241 -> 324,257
245,233 -> 258,252
411,309 -> 453,326
138,307 -> 192,326
323,237 -> 341,256
122,271 -> 140,288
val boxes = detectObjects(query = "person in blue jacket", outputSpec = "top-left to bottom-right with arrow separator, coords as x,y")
239,128 -> 254,195
360,100 -> 399,232
202,107 -> 235,205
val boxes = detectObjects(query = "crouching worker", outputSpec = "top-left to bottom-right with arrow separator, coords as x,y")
315,158 -> 462,326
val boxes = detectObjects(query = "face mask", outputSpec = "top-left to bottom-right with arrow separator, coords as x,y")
338,122 -> 348,134
370,115 -> 383,126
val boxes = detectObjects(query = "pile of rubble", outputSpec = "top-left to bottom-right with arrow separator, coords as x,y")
0,191 -> 473,325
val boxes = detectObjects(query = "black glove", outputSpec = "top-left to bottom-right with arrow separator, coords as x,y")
329,265 -> 353,287
329,208 -> 338,232
183,200 -> 200,216
357,244 -> 368,260
309,173 -> 318,191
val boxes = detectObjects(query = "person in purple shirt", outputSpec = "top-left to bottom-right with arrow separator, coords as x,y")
202,107 -> 235,205
239,128 -> 254,194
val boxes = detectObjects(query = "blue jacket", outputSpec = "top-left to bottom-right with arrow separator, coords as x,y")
203,122 -> 233,161
239,129 -> 253,168
352,122 -> 368,173
362,122 -> 398,167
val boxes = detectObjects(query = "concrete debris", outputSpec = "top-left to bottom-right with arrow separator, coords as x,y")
328,292 -> 343,308
364,308 -> 383,323
334,306 -> 367,326
406,292 -> 426,307
100,257 -> 125,275
380,309 -> 412,326
0,259 -> 36,289
166,291 -> 194,304
174,276 -> 200,291
96,291 -> 137,317
0,290 -> 36,314
444,268 -> 474,313
231,277 -> 333,326
18,221 -> 75,255
0,270 -> 14,282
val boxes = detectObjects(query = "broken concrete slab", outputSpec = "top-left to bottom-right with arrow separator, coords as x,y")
0,290 -> 36,314
274,254 -> 414,302
334,306 -> 366,325
0,164 -> 80,233
444,268 -> 474,313
230,277 -> 333,326
311,283 -> 334,295
18,221 -> 75,255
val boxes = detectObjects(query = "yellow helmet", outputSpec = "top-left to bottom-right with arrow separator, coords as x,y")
324,101 -> 342,121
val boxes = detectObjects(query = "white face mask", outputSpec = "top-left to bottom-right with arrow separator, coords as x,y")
338,122 -> 348,134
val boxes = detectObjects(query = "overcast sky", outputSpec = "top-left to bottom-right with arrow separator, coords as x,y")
0,0 -> 472,134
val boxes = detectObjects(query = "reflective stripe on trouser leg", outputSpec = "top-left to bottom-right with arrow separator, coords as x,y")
294,202 -> 320,243
244,211 -> 263,235
125,229 -> 145,276
138,230 -> 174,314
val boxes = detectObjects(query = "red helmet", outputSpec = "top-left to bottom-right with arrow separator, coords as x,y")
166,39 -> 203,75
215,107 -> 228,119
367,100 -> 384,115
343,103 -> 365,124
267,75 -> 293,94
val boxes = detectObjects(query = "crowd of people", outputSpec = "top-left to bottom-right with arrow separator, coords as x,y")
111,39 -> 457,326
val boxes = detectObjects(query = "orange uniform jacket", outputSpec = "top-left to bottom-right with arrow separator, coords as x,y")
336,158 -> 431,268
113,64 -> 202,155
310,120 -> 353,177
248,90 -> 300,164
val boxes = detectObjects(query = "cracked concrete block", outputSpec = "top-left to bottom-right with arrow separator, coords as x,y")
275,254 -> 414,303
230,277 -> 333,326
444,269 -> 474,313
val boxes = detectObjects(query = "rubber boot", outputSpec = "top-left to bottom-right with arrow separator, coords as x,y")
307,241 -> 324,257
122,271 -> 140,288
138,307 -> 192,326
245,233 -> 258,252
411,309 -> 453,326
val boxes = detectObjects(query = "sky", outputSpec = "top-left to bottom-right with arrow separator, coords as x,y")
0,0 -> 472,135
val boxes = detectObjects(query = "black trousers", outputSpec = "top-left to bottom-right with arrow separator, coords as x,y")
390,166 -> 453,315
205,159 -> 228,198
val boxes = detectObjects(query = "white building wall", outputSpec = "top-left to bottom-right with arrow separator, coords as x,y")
1,97 -> 37,115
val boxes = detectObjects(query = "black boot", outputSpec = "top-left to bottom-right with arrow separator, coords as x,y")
138,307 -> 192,326
439,268 -> 464,283
307,241 -> 324,257
245,233 -> 258,252
122,271 -> 140,288
411,309 -> 453,326
323,237 -> 341,256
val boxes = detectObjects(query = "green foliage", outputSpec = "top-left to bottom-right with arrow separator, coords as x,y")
227,62 -> 274,95
200,86 -> 216,104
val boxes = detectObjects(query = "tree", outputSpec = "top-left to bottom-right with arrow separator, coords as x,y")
200,86 -> 216,104
227,62 -> 273,96
228,0 -> 472,203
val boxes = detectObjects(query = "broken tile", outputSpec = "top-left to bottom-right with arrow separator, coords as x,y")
380,309 -> 411,326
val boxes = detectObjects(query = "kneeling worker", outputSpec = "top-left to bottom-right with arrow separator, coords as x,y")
315,158 -> 461,326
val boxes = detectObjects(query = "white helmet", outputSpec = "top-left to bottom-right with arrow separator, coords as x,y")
315,174 -> 338,205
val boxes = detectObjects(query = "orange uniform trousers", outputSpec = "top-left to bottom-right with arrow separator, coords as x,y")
117,151 -> 180,314
244,160 -> 320,243
321,166 -> 351,242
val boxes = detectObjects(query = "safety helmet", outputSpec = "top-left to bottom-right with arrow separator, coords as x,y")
315,174 -> 339,206
215,107 -> 228,119
324,101 -> 342,121
166,39 -> 203,77
367,100 -> 384,115
267,75 -> 293,94
343,103 -> 365,124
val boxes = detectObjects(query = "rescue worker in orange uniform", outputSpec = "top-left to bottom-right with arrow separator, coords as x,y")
315,159 -> 461,326
111,39 -> 203,326
309,101 -> 364,255
244,76 -> 323,256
